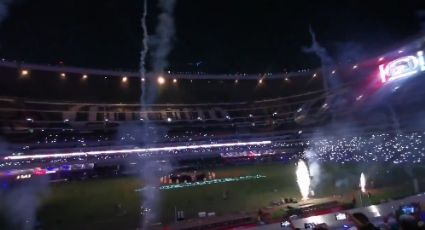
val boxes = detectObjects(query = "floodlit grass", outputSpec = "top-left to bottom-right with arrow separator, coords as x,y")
32,163 -> 425,229
38,178 -> 141,230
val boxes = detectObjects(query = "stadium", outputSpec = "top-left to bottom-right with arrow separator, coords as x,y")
1,1 -> 425,230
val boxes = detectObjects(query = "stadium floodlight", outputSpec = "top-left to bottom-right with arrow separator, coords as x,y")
173,78 -> 177,83
379,51 -> 425,83
3,140 -> 272,160
21,69 -> 29,76
157,76 -> 165,85
122,76 -> 128,83
82,74 -> 88,79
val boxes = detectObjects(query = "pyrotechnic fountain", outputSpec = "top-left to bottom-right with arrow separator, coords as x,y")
360,172 -> 366,193
296,160 -> 311,200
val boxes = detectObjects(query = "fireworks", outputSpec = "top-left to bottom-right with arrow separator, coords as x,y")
296,159 -> 311,200
360,172 -> 366,193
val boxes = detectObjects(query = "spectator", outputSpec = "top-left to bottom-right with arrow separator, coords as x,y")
349,212 -> 379,230
399,214 -> 419,230
314,223 -> 329,230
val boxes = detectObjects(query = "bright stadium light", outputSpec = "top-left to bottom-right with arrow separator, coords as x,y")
82,74 -> 88,79
158,76 -> 165,85
173,78 -> 177,83
141,78 -> 145,82
258,79 -> 263,84
3,140 -> 272,160
60,73 -> 66,77
234,79 -> 238,84
122,76 -> 128,83
21,69 -> 29,76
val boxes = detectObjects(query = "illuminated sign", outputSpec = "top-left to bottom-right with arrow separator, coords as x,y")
379,51 -> 425,83
16,174 -> 31,180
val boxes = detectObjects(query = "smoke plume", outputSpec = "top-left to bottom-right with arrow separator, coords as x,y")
150,0 -> 176,73
304,149 -> 324,192
140,0 -> 149,104
140,160 -> 172,228
0,176 -> 49,230
141,0 -> 176,105
138,1 -> 176,228
303,26 -> 340,91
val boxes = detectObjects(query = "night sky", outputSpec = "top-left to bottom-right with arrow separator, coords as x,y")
0,0 -> 424,74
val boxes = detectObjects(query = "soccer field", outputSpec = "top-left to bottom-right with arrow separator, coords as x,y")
35,163 -> 425,230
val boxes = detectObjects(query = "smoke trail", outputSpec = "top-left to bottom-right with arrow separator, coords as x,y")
303,26 -> 340,91
138,1 -> 176,228
150,0 -> 176,73
142,0 -> 176,105
140,0 -> 149,105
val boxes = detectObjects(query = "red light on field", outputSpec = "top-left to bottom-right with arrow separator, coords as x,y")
34,168 -> 47,176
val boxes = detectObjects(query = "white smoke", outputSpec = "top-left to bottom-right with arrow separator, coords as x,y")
138,1 -> 176,228
140,160 -> 172,228
304,149 -> 323,191
0,176 -> 49,230
303,26 -> 341,91
140,0 -> 149,105
142,0 -> 176,105
335,178 -> 349,188
150,0 -> 176,72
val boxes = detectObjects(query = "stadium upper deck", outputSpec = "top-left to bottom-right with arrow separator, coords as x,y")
0,60 -> 323,103
1,35 -> 425,148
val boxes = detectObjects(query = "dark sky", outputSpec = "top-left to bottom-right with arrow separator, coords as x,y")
0,0 -> 424,73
